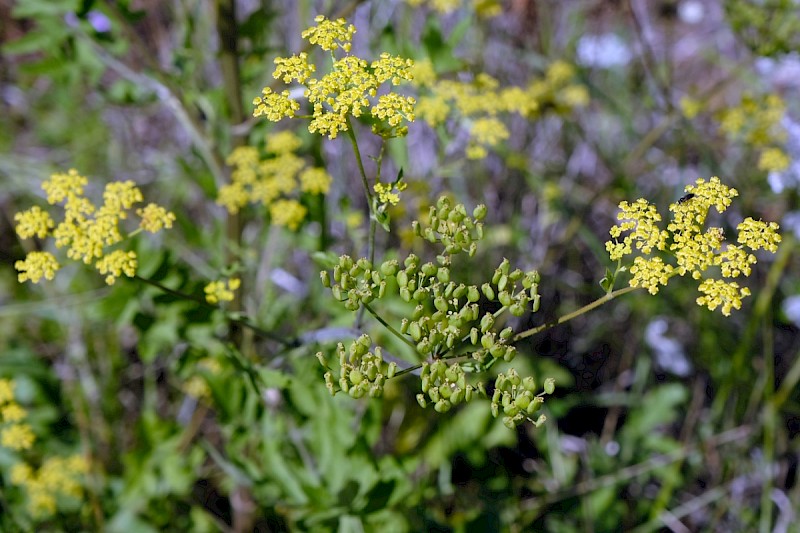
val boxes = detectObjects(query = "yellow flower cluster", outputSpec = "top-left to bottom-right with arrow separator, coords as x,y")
14,169 -> 175,285
182,358 -> 222,400
412,60 -> 588,159
252,16 -> 416,139
204,277 -> 241,304
718,93 -> 789,172
607,177 -> 781,315
9,454 -> 87,517
0,378 -> 35,451
217,131 -> 330,232
374,181 -> 408,206
404,0 -> 502,17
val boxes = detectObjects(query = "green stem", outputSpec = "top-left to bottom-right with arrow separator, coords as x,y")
133,275 -> 295,347
363,303 -> 417,351
513,286 -> 639,342
393,286 -> 641,380
345,116 -> 374,204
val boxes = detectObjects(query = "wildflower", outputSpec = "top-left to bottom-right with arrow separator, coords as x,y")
374,181 -> 408,206
266,131 -> 303,154
680,96 -> 702,119
14,170 -> 173,285
253,17 -> 416,139
371,53 -> 415,85
737,217 -> 781,252
95,250 -> 138,285
758,147 -> 790,172
14,206 -> 54,239
273,52 -> 315,84
10,454 -> 87,517
301,15 -> 356,52
1,403 -> 27,423
299,167 -> 332,194
410,58 -> 437,87
696,279 -> 751,316
137,204 -> 176,233
607,177 -> 780,315
269,199 -> 307,230
371,93 -> 416,128
467,117 -> 510,160
204,278 -> 241,304
1,423 -> 35,450
252,88 -> 299,121
15,252 -> 60,283
0,379 -> 14,404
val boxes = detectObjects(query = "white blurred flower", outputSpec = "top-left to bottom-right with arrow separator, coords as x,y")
645,317 -> 691,377
577,34 -> 632,68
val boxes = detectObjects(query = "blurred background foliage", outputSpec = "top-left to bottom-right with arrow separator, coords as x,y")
1,0 -> 799,531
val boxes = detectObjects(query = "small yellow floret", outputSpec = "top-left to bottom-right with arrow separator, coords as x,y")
301,16 -> 356,52
15,251 -> 61,283
204,278 -> 241,304
758,148 -> 790,172
14,206 -> 55,239
269,199 -> 307,230
0,379 -> 15,404
137,204 -> 176,233
1,403 -> 27,423
1,423 -> 35,450
95,249 -> 137,285
299,168 -> 332,194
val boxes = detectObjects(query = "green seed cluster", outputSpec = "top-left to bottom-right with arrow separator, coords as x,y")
490,369 -> 555,429
416,361 -> 486,413
317,334 -> 397,398
411,196 -> 486,258
395,253 -> 540,362
318,196 -> 554,429
321,255 -> 388,311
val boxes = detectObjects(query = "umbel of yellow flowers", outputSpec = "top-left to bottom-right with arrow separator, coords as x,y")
606,177 -> 781,316
14,169 -> 175,285
252,15 -> 416,139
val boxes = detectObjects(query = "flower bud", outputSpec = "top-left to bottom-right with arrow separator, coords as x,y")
421,262 -> 437,277
503,347 -> 516,362
481,283 -> 495,301
498,274 -> 509,292
467,286 -> 480,303
544,377 -> 555,394
396,269 -> 408,288
428,386 -> 440,402
522,376 -> 536,391
416,393 -> 427,408
498,290 -> 512,307
409,322 -> 422,341
480,313 -> 494,333
527,396 -> 544,415
515,394 -> 531,410
320,270 -> 331,288
380,260 -> 398,277
316,352 -> 328,367
473,204 -> 487,220
434,399 -> 451,413
400,287 -> 411,302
